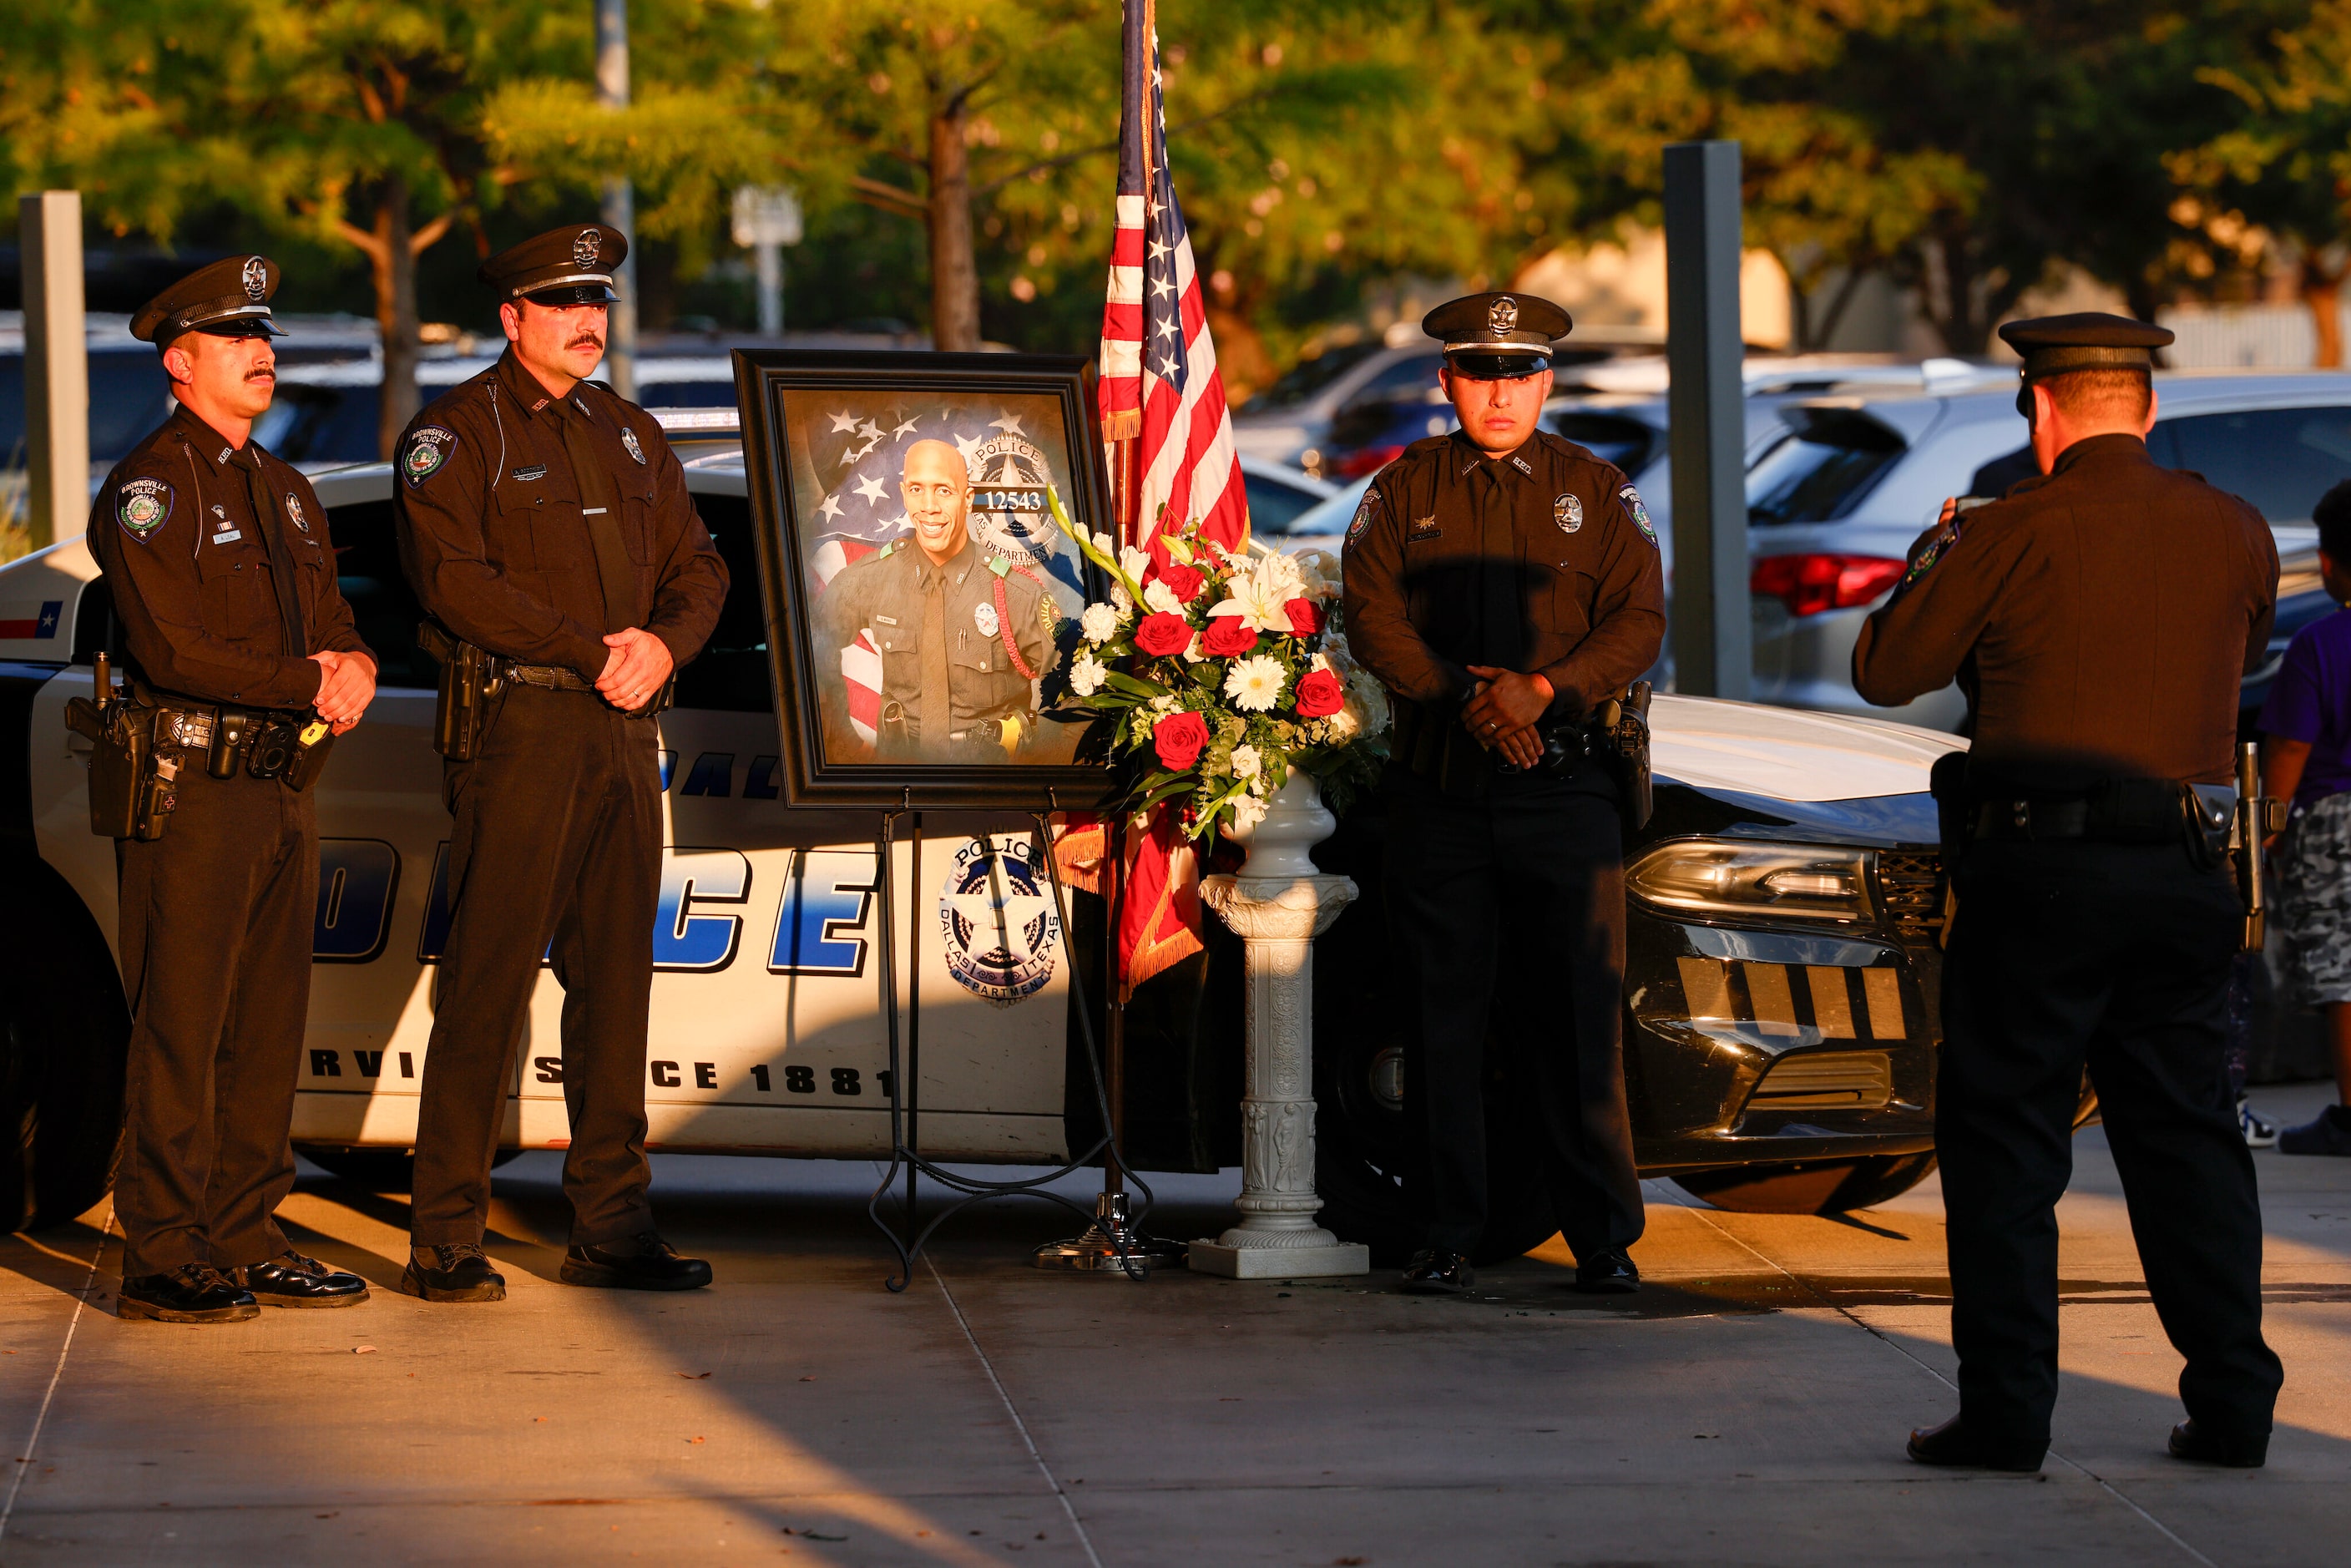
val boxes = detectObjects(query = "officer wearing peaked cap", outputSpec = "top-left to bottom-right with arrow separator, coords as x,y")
392,223 -> 727,1303
93,256 -> 378,1323
1853,312 -> 2284,1472
1342,291 -> 1665,1297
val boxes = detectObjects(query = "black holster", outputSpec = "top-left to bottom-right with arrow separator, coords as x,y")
1589,680 -> 1654,833
419,620 -> 502,761
65,694 -> 176,841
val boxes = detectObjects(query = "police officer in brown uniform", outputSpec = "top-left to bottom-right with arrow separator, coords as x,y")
815,438 -> 1056,760
1342,292 -> 1665,1296
94,257 -> 377,1322
1853,314 -> 2285,1470
393,224 -> 727,1301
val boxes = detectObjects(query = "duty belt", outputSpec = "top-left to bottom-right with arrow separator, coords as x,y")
499,660 -> 599,694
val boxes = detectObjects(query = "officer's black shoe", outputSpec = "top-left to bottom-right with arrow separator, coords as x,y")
117,1263 -> 260,1324
2169,1419 -> 2268,1469
2277,1103 -> 2351,1156
560,1232 -> 712,1292
1400,1249 -> 1474,1295
1905,1414 -> 2046,1473
234,1251 -> 371,1308
1573,1249 -> 1641,1294
397,1243 -> 507,1303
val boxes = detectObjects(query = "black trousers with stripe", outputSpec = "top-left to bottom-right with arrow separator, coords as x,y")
1939,837 -> 2283,1443
1382,766 -> 1646,1260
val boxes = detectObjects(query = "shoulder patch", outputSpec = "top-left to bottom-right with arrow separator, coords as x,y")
117,477 -> 174,541
1619,483 -> 1657,547
1344,485 -> 1383,547
402,426 -> 458,488
1899,519 -> 1964,590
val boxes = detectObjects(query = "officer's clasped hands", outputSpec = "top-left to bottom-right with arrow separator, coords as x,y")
596,627 -> 675,712
308,648 -> 377,733
1461,664 -> 1552,770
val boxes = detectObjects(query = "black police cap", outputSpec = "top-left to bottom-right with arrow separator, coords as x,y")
478,223 -> 626,305
1998,312 -> 2172,415
1423,291 -> 1572,378
130,255 -> 288,348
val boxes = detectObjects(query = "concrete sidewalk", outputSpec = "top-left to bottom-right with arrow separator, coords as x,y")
0,1084 -> 2342,1566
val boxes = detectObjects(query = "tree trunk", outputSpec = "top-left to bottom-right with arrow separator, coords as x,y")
928,101 -> 981,352
373,175 -> 422,459
2303,258 -> 2343,370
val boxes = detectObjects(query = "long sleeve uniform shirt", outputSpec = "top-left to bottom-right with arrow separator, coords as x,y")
1852,432 -> 2278,791
1342,429 -> 1666,778
393,349 -> 729,681
90,405 -> 372,711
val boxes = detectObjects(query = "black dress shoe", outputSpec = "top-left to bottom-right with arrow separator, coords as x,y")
233,1252 -> 371,1308
117,1263 -> 259,1324
397,1243 -> 507,1302
1400,1249 -> 1474,1295
1574,1249 -> 1641,1294
2170,1419 -> 2268,1469
1906,1414 -> 2046,1472
561,1232 -> 712,1292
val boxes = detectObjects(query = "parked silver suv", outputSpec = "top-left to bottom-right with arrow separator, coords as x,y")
1748,372 -> 2349,731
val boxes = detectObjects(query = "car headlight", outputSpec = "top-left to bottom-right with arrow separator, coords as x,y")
1626,840 -> 1877,923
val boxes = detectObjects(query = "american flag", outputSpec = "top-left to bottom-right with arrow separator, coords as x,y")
1074,0 -> 1246,996
1097,0 -> 1247,558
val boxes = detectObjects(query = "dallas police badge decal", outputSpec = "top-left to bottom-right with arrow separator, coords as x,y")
1620,483 -> 1657,546
939,838 -> 1060,1005
973,599 -> 1001,639
1555,493 -> 1584,533
285,493 -> 308,532
117,478 -> 173,541
241,255 -> 267,301
574,228 -> 602,268
402,427 -> 457,488
1488,295 -> 1519,336
620,427 -> 646,465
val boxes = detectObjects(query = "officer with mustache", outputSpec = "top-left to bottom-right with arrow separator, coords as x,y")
392,223 -> 728,1302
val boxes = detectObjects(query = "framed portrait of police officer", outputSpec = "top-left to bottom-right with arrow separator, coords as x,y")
735,350 -> 1115,809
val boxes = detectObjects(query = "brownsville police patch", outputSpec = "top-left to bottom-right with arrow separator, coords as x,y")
118,477 -> 173,540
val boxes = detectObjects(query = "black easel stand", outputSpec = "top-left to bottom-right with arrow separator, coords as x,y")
865,789 -> 1160,1289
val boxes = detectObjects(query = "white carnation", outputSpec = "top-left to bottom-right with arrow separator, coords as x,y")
1225,654 -> 1287,713
1143,579 -> 1184,615
1150,693 -> 1179,714
1111,583 -> 1133,614
1068,650 -> 1108,696
1080,603 -> 1120,645
1230,743 -> 1261,781
1228,794 -> 1267,832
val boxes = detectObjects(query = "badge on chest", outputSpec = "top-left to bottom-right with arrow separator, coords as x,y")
1555,493 -> 1583,533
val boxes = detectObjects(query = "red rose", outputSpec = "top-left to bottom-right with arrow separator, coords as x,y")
1154,561 -> 1207,603
1152,710 -> 1211,771
1133,611 -> 1192,657
1294,668 -> 1346,717
1201,615 -> 1258,657
1284,597 -> 1324,636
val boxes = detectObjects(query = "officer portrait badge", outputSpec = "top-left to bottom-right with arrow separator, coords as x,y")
620,427 -> 647,466
1555,492 -> 1584,533
285,493 -> 308,532
973,599 -> 1001,639
240,256 -> 267,301
1345,487 -> 1382,547
574,229 -> 602,268
1619,483 -> 1657,547
402,427 -> 457,488
117,477 -> 173,541
1488,295 -> 1519,336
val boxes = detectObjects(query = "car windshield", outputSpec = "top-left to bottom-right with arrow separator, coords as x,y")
2148,405 -> 2351,525
1550,412 -> 1661,474
1745,410 -> 1906,525
1246,341 -> 1383,411
1243,470 -> 1329,535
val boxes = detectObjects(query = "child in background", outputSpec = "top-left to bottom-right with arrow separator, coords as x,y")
2261,477 -> 2351,1155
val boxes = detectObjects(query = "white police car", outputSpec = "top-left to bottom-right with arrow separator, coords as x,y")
0,446 -> 1966,1259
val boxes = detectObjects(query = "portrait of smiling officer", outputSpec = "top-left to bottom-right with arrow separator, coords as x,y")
813,438 -> 1055,761
393,223 -> 728,1302
1342,291 -> 1666,1298
91,256 -> 378,1323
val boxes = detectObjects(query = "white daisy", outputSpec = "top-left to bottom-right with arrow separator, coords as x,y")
1230,743 -> 1261,781
1080,603 -> 1121,645
1068,650 -> 1108,696
1225,654 -> 1287,712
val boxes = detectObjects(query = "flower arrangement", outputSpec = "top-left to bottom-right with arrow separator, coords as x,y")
1046,492 -> 1390,837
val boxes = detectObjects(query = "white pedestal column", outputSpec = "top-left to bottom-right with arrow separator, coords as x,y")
1188,773 -> 1370,1278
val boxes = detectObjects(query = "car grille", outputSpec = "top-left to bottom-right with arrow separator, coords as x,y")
1874,850 -> 1945,940
1747,1050 -> 1893,1110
